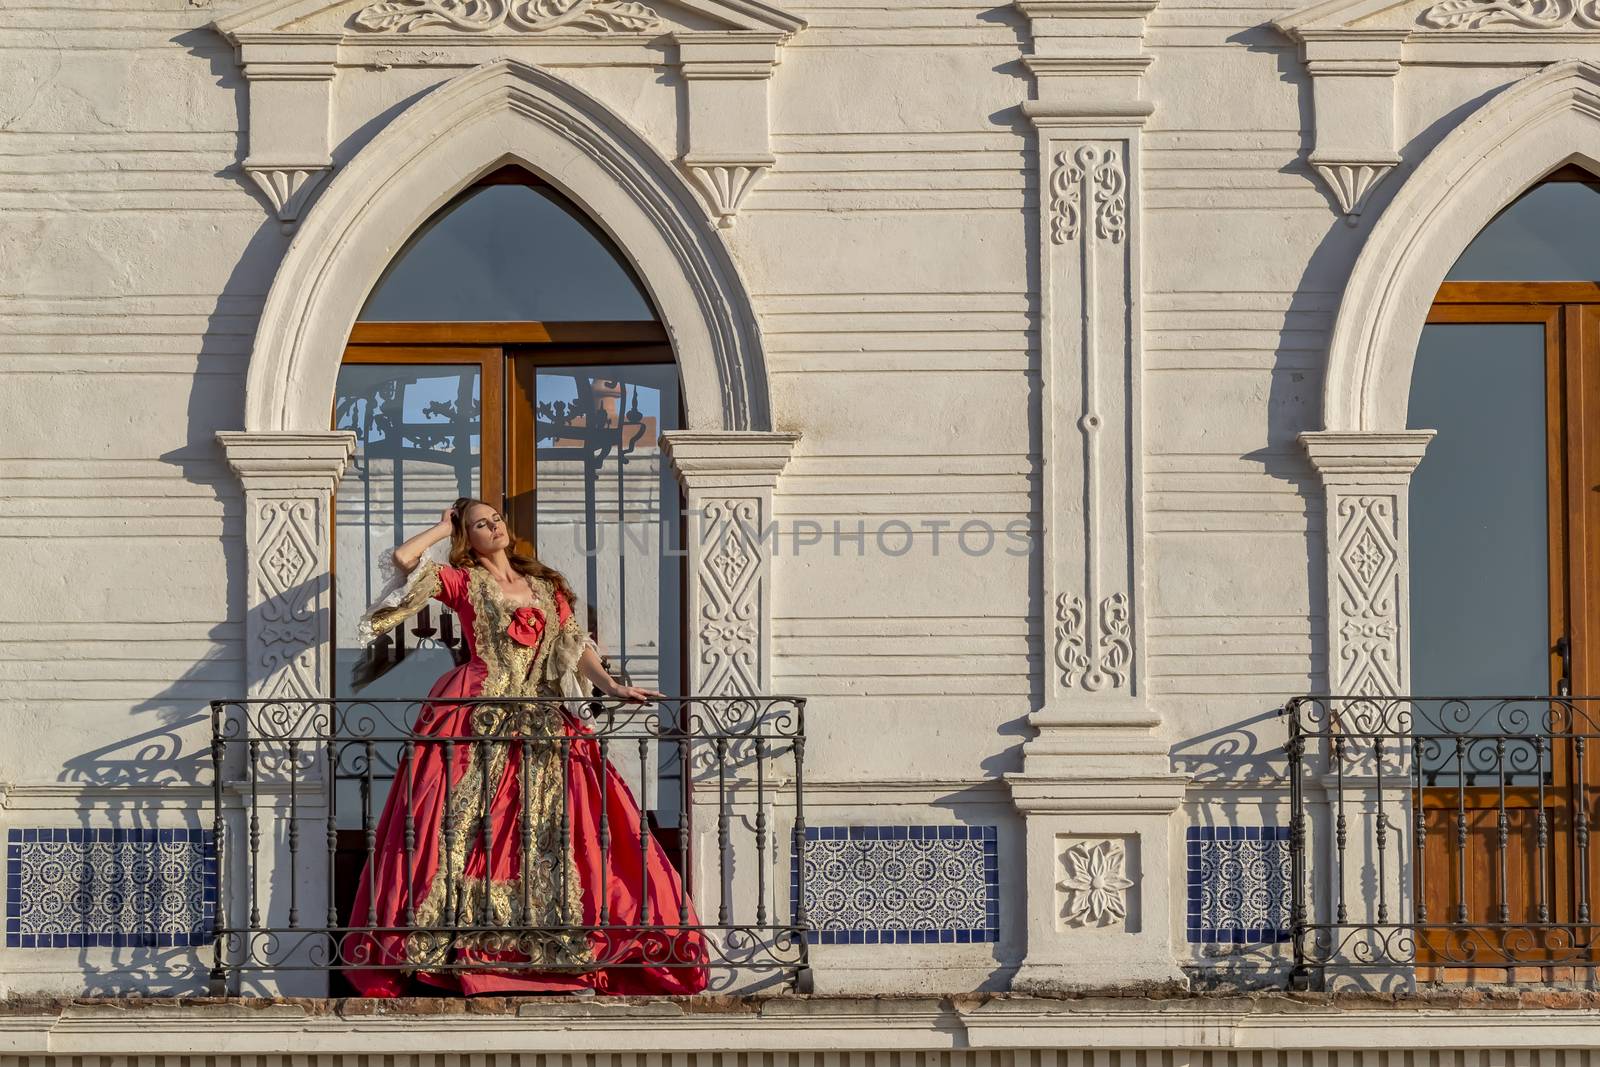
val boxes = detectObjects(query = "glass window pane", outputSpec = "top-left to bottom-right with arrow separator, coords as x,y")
333,363 -> 482,822
1446,179 -> 1600,280
529,364 -> 683,820
1409,322 -> 1550,783
358,183 -> 656,322
1409,322 -> 1548,695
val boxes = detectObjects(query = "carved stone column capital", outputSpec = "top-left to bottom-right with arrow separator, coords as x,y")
660,430 -> 799,490
1015,0 -> 1157,124
672,32 -> 794,227
212,32 -> 341,227
1269,21 -> 1407,219
1301,429 -> 1434,482
217,430 -> 358,491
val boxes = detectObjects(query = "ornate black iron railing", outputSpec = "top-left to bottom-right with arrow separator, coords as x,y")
1283,695 -> 1600,984
207,696 -> 809,994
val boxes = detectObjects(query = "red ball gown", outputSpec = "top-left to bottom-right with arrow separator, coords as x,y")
342,557 -> 708,996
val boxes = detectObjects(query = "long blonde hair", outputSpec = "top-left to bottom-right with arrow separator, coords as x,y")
448,496 -> 578,609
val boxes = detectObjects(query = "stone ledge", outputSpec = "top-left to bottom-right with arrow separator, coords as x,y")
11,988 -> 1600,1018
9,991 -> 1600,1058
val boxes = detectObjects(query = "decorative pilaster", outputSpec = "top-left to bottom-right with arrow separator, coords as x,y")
659,430 -> 798,994
1300,430 -> 1434,695
219,431 -> 357,701
1018,3 -> 1155,738
1006,0 -> 1186,993
1300,429 -> 1432,992
659,430 -> 799,696
217,430 -> 355,997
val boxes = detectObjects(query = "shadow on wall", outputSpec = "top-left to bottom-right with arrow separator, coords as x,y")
1169,705 -> 1288,785
937,781 -> 1027,991
45,556 -> 338,993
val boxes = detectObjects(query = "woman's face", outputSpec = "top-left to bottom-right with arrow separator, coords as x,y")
460,503 -> 510,557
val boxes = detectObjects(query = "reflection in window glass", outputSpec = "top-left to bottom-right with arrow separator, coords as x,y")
530,365 -> 683,821
1446,178 -> 1600,281
358,183 -> 656,322
1408,323 -> 1550,783
333,364 -> 481,823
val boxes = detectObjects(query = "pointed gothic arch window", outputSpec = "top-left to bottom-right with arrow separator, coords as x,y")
329,168 -> 686,902
1406,164 -> 1600,964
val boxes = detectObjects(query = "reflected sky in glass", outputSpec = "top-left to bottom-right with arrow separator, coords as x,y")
1408,323 -> 1549,696
359,183 -> 657,322
1447,178 -> 1600,280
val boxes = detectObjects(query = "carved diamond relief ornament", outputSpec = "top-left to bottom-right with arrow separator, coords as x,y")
353,0 -> 663,33
1334,495 -> 1402,695
1058,840 -> 1135,928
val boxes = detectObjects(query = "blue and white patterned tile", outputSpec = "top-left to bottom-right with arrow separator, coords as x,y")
5,828 -> 215,949
791,825 -> 999,945
1186,825 -> 1291,945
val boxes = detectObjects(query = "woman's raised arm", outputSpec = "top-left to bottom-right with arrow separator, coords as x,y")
392,506 -> 455,573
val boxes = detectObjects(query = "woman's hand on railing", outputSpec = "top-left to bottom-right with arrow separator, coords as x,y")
605,682 -> 665,704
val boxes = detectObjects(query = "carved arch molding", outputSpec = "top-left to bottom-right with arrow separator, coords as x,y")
213,0 -> 805,226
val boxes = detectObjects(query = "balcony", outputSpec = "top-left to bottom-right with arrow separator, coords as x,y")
204,696 -> 809,995
1283,695 -> 1600,987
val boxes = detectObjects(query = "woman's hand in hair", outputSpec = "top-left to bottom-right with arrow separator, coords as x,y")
391,507 -> 456,573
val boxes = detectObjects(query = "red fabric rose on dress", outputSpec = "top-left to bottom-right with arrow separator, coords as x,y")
506,604 -> 546,647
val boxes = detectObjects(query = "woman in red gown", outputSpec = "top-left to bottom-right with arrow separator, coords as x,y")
341,497 -> 708,997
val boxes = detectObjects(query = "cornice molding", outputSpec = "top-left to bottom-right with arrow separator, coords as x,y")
1300,430 -> 1435,479
659,430 -> 801,488
216,430 -> 357,491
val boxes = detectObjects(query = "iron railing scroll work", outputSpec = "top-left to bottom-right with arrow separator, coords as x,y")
1282,695 -> 1600,988
206,696 -> 811,995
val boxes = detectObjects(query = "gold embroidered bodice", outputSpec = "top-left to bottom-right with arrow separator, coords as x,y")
365,558 -> 591,700
468,566 -> 564,699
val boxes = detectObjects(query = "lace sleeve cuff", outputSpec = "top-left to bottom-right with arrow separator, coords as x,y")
357,554 -> 445,646
547,625 -> 598,685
